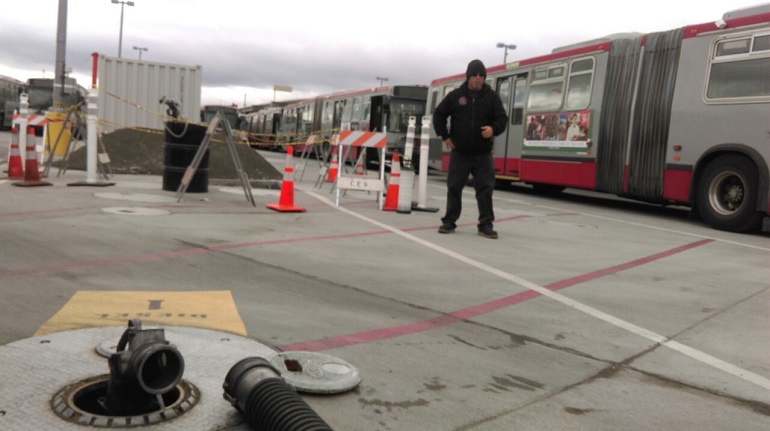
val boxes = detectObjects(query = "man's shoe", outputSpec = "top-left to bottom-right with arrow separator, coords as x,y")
438,224 -> 455,234
478,228 -> 498,239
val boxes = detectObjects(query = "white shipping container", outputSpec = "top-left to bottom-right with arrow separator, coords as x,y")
96,54 -> 202,132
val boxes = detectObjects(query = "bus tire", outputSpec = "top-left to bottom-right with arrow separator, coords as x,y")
695,154 -> 762,233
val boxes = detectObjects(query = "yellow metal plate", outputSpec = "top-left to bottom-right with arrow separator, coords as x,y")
35,290 -> 247,336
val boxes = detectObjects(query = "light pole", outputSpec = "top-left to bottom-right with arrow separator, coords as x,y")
376,76 -> 388,87
496,42 -> 516,64
133,46 -> 147,60
112,0 -> 135,58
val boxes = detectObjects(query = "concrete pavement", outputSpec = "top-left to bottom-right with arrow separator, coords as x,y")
0,134 -> 768,430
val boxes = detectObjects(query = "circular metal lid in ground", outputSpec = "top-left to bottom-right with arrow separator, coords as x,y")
101,207 -> 171,216
270,351 -> 361,394
95,192 -> 178,203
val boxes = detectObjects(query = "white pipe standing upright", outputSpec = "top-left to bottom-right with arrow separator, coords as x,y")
416,115 -> 431,208
18,93 -> 29,157
403,116 -> 415,165
86,87 -> 98,183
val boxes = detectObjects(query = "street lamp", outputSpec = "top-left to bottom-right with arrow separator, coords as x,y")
111,0 -> 135,58
496,42 -> 516,64
376,76 -> 388,87
133,46 -> 148,60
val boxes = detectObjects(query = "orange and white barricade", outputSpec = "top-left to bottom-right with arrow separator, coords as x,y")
314,133 -> 339,189
334,130 -> 387,208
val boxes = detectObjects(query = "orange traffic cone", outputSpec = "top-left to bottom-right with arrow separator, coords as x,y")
6,127 -> 24,179
382,153 -> 401,211
267,146 -> 305,212
325,146 -> 339,183
13,127 -> 52,187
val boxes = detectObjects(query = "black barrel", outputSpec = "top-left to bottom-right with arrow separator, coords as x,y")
163,121 -> 209,193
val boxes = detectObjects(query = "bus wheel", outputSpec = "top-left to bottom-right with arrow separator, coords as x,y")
696,155 -> 762,233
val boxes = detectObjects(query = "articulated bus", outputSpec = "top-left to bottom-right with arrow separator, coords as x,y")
0,75 -> 24,129
277,96 -> 325,150
242,105 -> 285,150
267,85 -> 428,167
426,5 -> 770,233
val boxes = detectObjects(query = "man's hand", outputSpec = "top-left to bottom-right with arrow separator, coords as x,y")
481,126 -> 493,139
444,138 -> 454,150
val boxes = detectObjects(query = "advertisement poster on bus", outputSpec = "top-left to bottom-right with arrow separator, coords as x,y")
524,110 -> 591,154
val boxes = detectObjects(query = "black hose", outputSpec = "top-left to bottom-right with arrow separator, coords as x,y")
223,357 -> 332,431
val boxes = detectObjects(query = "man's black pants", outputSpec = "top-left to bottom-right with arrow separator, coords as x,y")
441,150 -> 495,230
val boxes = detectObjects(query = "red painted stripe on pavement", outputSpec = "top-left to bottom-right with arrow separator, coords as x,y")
0,215 -> 535,278
277,239 -> 714,352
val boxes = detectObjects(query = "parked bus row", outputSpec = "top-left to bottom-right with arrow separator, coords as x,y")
239,85 -> 428,168
422,4 -> 770,233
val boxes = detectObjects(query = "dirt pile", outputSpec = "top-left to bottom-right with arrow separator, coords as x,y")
62,128 -> 282,187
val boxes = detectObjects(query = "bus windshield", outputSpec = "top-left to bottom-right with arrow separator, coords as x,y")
387,98 -> 426,133
27,87 -> 53,111
202,106 -> 239,129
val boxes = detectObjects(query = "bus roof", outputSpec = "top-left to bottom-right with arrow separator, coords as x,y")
429,5 -> 770,87
0,75 -> 25,85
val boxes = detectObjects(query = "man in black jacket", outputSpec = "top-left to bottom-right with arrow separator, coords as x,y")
432,59 -> 508,239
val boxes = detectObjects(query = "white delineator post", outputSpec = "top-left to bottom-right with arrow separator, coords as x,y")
18,93 -> 29,159
416,115 -> 431,208
86,87 -> 98,183
396,117 -> 417,214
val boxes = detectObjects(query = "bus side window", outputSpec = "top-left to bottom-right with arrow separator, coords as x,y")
565,58 -> 594,110
512,76 -> 527,125
527,64 -> 565,112
708,34 -> 770,100
496,78 -> 512,121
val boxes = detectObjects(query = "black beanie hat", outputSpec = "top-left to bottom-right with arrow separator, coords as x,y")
466,59 -> 487,80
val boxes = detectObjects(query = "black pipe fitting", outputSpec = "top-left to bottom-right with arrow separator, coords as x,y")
104,319 -> 185,416
223,357 -> 332,431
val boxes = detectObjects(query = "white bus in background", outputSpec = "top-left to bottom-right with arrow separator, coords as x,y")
426,4 -> 770,233
0,75 -> 24,129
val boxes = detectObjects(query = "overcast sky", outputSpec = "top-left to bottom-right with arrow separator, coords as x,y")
0,1 -> 765,107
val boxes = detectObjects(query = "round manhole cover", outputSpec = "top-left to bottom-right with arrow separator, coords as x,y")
101,207 -> 171,216
95,192 -> 178,203
270,351 -> 361,394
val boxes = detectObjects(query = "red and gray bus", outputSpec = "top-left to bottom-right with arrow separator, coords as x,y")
426,4 -> 770,233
